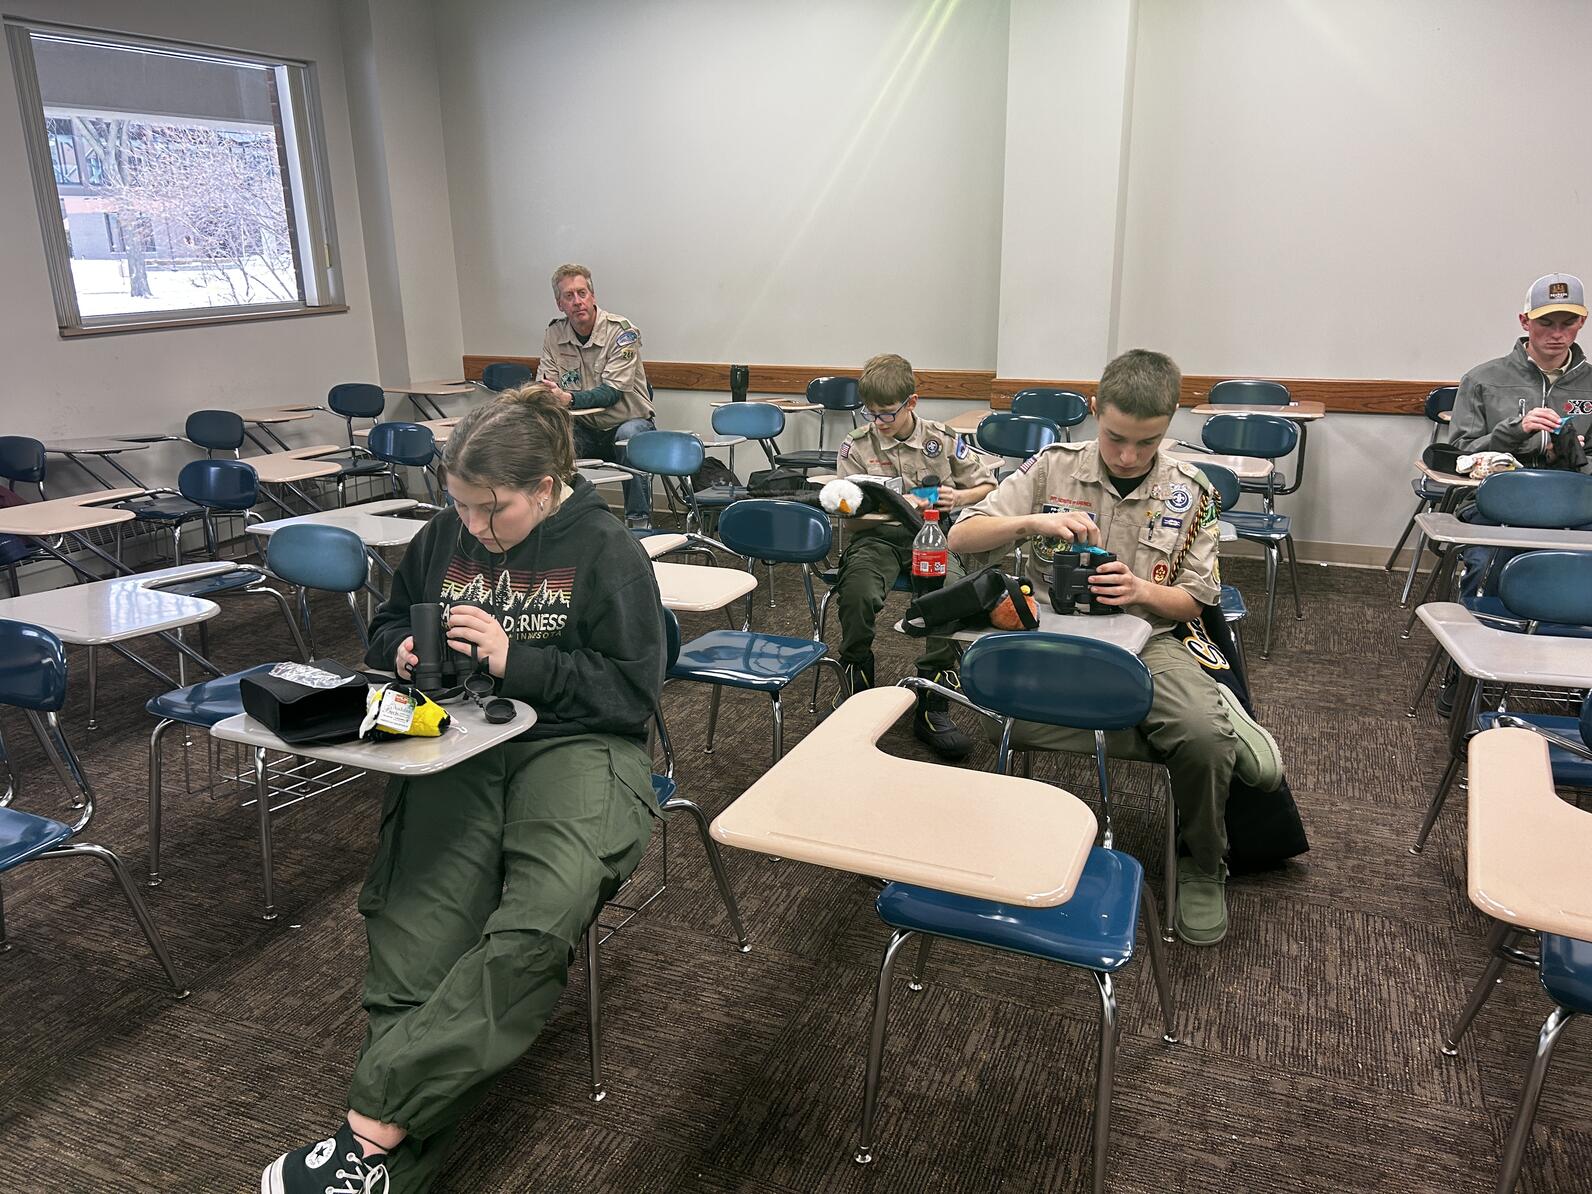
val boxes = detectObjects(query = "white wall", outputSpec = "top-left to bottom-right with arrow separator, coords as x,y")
0,0 -> 380,495
439,0 -> 1011,372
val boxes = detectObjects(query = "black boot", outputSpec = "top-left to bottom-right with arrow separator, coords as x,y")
913,669 -> 973,761
840,653 -> 875,702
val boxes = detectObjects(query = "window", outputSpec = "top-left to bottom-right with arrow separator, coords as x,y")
5,21 -> 344,332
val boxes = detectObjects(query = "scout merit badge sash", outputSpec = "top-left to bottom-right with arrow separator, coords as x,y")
1167,486 -> 1310,871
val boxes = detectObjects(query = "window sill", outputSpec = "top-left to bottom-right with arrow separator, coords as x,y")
59,304 -> 351,338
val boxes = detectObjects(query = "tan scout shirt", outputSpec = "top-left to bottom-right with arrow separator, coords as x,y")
537,308 -> 655,431
835,414 -> 996,489
960,442 -> 1222,635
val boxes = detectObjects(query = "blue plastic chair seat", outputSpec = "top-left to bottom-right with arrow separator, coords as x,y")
651,773 -> 676,806
774,449 -> 838,471
693,484 -> 749,507
1219,584 -> 1247,622
322,452 -> 389,477
1222,510 -> 1291,541
1474,712 -> 1592,787
669,630 -> 830,692
1463,596 -> 1592,639
0,805 -> 73,872
146,663 -> 276,729
876,848 -> 1144,973
1540,933 -> 1592,1011
160,568 -> 261,599
124,494 -> 206,521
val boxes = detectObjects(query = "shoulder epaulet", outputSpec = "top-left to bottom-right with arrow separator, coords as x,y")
1045,441 -> 1089,454
1169,457 -> 1216,489
548,317 -> 562,327
846,425 -> 872,441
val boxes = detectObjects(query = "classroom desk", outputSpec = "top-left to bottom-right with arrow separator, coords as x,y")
653,560 -> 758,612
946,408 -> 991,432
1466,727 -> 1592,943
42,438 -> 153,488
896,608 -> 1154,653
1163,442 -> 1275,482
245,445 -> 345,485
234,404 -> 321,451
387,379 -> 477,420
0,560 -> 240,727
710,686 -> 1096,906
1416,603 -> 1592,689
210,695 -> 535,919
579,464 -> 634,487
640,533 -> 689,559
246,499 -> 429,550
708,398 -> 822,412
1189,400 -> 1326,421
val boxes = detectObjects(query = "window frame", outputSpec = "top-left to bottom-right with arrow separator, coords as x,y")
5,18 -> 347,335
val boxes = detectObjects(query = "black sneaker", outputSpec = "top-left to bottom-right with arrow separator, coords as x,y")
913,671 -> 973,761
840,654 -> 875,700
262,1123 -> 389,1194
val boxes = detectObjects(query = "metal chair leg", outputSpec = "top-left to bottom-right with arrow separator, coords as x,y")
1495,1005 -> 1577,1194
1442,921 -> 1516,1054
855,928 -> 914,1165
1406,643 -> 1446,718
1399,529 -> 1430,607
1090,971 -> 1119,1194
1385,503 -> 1421,570
42,842 -> 189,998
771,693 -> 784,763
1283,533 -> 1303,619
1410,755 -> 1463,854
1139,881 -> 1179,1043
1161,780 -> 1178,945
662,795 -> 750,951
1262,543 -> 1280,657
907,934 -> 933,992
0,878 -> 8,951
251,746 -> 277,921
85,645 -> 99,731
147,718 -> 175,885
585,917 -> 605,1102
1093,731 -> 1114,849
703,686 -> 723,755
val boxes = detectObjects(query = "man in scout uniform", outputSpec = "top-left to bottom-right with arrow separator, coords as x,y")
834,352 -> 997,759
948,349 -> 1282,946
538,263 -> 659,525
1450,272 -> 1591,471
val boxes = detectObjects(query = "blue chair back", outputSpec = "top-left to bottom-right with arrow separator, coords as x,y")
327,383 -> 385,420
1200,412 -> 1298,459
185,410 -> 246,453
1498,551 -> 1592,627
0,620 -> 67,712
366,421 -> 437,467
976,412 -> 1059,459
0,437 -> 46,485
1582,692 -> 1592,747
1194,462 -> 1240,512
806,376 -> 861,412
1475,470 -> 1592,529
1011,389 -> 1089,430
1209,379 -> 1290,406
663,606 -> 681,670
481,362 -> 534,392
624,430 -> 703,479
717,499 -> 832,563
178,459 -> 257,510
961,632 -> 1153,731
712,402 -> 786,439
1425,386 -> 1458,422
266,523 -> 369,593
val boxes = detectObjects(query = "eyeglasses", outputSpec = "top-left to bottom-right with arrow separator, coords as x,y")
861,399 -> 913,424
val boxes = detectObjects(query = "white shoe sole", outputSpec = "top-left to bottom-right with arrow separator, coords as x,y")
261,1157 -> 286,1194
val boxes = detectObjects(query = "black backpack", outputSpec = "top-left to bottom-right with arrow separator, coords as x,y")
689,456 -> 739,495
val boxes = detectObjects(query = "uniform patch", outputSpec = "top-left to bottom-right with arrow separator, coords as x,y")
612,329 -> 639,349
560,368 -> 581,389
1199,498 -> 1219,527
954,438 -> 970,459
1566,399 -> 1592,416
1161,516 -> 1183,530
1018,455 -> 1039,474
923,438 -> 943,459
619,348 -> 635,361
838,441 -> 852,460
1165,483 -> 1193,513
1152,562 -> 1171,584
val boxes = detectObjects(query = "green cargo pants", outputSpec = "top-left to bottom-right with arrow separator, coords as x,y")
835,526 -> 964,676
993,634 -> 1235,873
347,733 -> 656,1193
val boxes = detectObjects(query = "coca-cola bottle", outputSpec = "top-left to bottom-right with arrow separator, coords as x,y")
910,509 -> 949,595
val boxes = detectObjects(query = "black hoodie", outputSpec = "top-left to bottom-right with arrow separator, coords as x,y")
366,477 -> 664,743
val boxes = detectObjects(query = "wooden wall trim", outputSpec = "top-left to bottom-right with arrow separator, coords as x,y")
464,356 -> 1451,415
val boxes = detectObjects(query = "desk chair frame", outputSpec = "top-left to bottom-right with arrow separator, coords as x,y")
1386,386 -> 1459,605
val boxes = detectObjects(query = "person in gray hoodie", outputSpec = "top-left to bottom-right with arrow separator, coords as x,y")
1450,272 -> 1591,472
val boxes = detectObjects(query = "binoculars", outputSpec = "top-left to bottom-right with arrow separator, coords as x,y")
409,602 -> 478,692
1048,549 -> 1120,616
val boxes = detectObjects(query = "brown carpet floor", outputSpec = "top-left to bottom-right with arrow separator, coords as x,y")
0,547 -> 1588,1193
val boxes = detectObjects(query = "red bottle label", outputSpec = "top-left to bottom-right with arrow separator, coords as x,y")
912,549 -> 948,578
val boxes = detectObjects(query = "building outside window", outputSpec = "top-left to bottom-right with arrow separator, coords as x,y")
6,21 -> 344,331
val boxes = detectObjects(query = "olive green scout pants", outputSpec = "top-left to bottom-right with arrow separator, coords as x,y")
996,634 -> 1236,874
836,526 -> 965,676
347,733 -> 655,1193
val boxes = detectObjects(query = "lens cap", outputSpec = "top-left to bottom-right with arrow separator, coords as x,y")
482,697 -> 516,724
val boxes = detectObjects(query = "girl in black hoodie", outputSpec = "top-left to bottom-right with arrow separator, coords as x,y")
264,386 -> 665,1194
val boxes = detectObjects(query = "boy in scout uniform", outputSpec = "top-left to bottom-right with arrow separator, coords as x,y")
538,264 -> 659,525
948,349 -> 1282,946
834,353 -> 997,759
